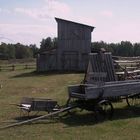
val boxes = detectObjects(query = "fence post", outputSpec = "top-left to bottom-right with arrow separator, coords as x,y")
0,66 -> 1,71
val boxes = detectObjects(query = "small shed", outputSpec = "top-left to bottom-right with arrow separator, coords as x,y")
37,17 -> 95,72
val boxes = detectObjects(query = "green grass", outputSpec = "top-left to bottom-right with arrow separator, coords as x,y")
0,68 -> 140,140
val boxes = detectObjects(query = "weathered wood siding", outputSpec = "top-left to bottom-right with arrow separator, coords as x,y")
37,52 -> 57,72
68,79 -> 140,99
37,18 -> 94,72
56,18 -> 94,71
86,52 -> 117,83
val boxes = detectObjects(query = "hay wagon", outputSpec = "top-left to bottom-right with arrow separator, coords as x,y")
67,52 -> 140,119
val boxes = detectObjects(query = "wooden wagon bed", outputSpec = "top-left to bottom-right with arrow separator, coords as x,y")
68,52 -> 140,100
68,80 -> 140,100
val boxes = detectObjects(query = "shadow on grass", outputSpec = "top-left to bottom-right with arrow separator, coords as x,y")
11,70 -> 84,78
113,106 -> 140,120
12,106 -> 140,127
59,105 -> 140,127
11,71 -> 37,78
15,115 -> 41,121
60,112 -> 98,126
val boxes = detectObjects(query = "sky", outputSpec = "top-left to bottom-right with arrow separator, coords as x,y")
0,0 -> 140,47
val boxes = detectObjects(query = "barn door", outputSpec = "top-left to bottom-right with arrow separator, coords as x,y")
63,52 -> 78,71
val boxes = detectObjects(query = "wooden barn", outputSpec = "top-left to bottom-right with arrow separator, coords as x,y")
37,17 -> 95,72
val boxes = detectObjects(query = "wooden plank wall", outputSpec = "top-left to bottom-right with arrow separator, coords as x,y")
37,18 -> 94,72
56,19 -> 93,71
86,52 -> 117,82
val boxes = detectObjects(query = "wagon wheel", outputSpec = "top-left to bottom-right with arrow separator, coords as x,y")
96,100 -> 114,120
126,93 -> 140,107
65,98 -> 80,115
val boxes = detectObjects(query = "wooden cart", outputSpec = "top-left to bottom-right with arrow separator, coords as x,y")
18,97 -> 59,117
67,52 -> 140,119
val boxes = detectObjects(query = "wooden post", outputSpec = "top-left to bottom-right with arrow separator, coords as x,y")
0,105 -> 76,130
0,66 -> 1,71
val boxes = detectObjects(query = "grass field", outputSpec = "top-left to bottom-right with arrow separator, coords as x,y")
0,68 -> 140,140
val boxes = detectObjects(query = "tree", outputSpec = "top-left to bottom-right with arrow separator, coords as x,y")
133,43 -> 140,56
0,43 -> 9,59
91,41 -> 137,57
7,44 -> 15,59
29,44 -> 39,58
119,41 -> 133,57
91,41 -> 108,52
108,43 -> 116,55
52,37 -> 58,48
40,37 -> 58,51
15,43 -> 33,59
40,37 -> 53,50
0,42 -> 37,60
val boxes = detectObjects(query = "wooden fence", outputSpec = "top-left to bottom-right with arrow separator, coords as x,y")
115,59 -> 140,80
0,64 -> 36,71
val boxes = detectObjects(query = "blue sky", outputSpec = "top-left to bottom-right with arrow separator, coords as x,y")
0,0 -> 140,47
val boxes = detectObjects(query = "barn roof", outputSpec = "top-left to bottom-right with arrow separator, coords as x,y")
55,17 -> 95,31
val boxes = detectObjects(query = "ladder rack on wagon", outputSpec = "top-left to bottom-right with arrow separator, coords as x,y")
68,51 -> 140,119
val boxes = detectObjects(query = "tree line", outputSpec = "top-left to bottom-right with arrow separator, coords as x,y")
0,37 -> 140,60
40,38 -> 140,57
91,41 -> 140,57
0,37 -> 57,60
0,43 -> 38,60
39,37 -> 140,57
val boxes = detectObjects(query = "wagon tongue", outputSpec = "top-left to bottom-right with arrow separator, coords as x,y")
0,105 -> 77,130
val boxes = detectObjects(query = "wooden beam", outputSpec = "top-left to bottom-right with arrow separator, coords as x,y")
0,106 -> 77,130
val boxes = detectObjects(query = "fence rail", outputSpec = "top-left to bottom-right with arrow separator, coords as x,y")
0,64 -> 36,71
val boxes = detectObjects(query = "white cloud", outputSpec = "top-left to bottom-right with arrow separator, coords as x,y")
0,0 -> 72,46
14,0 -> 71,20
47,0 -> 71,16
93,22 -> 140,43
0,24 -> 56,47
100,10 -> 113,18
0,8 -> 11,14
14,8 -> 48,19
